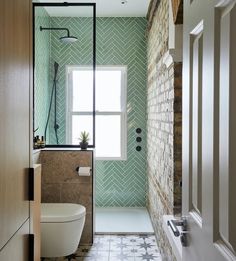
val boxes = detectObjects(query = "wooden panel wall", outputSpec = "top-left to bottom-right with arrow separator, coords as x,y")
0,0 -> 32,259
0,221 -> 30,261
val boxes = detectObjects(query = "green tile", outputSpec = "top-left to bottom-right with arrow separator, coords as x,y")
35,16 -> 148,207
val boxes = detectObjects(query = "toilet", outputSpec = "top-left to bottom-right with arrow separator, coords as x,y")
41,203 -> 86,258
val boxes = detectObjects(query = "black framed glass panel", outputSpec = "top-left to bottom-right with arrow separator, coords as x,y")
33,3 -> 96,148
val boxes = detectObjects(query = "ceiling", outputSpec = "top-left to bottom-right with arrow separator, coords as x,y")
38,0 -> 150,17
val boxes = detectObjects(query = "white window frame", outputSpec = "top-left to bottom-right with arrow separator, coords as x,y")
66,65 -> 127,161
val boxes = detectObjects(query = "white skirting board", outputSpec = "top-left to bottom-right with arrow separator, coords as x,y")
162,215 -> 182,261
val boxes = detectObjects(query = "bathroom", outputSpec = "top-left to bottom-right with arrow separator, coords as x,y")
2,0 -> 236,260
32,0 -> 183,260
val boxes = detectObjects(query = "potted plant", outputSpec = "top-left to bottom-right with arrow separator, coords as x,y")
79,131 -> 89,150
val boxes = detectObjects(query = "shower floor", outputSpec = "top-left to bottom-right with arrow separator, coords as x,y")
95,207 -> 154,234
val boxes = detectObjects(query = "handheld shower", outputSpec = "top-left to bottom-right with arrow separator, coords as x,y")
44,61 -> 60,145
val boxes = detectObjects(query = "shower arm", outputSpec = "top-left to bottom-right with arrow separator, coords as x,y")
40,26 -> 70,37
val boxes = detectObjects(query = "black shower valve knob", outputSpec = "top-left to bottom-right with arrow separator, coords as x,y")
136,137 -> 142,142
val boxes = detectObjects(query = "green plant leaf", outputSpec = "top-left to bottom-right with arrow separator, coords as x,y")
79,130 -> 90,143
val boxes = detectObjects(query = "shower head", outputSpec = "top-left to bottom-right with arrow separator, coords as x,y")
60,36 -> 78,43
40,26 -> 78,44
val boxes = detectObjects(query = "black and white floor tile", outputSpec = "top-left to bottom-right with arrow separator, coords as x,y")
42,234 -> 162,261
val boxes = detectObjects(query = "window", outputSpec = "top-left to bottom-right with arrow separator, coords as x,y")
66,66 -> 127,160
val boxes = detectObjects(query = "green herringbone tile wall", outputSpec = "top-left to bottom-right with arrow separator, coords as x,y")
48,17 -> 94,144
34,7 -> 51,140
38,16 -> 147,207
95,18 -> 147,206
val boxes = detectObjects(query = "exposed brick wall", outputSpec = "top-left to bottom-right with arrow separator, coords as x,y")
147,0 -> 182,259
147,0 -> 168,61
148,175 -> 177,260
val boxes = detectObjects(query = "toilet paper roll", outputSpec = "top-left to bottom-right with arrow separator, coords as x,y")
78,167 -> 91,176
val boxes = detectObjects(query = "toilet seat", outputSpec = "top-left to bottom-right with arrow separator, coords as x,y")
41,203 -> 86,257
41,203 -> 86,223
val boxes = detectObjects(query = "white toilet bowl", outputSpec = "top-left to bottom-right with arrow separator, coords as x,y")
41,203 -> 86,258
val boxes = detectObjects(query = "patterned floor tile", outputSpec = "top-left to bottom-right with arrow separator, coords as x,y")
110,242 -> 133,252
135,257 -> 162,261
110,257 -> 135,261
82,257 -> 109,261
94,241 -> 111,251
41,234 -> 162,261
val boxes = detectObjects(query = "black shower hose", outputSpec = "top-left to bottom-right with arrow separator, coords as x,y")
44,62 -> 59,144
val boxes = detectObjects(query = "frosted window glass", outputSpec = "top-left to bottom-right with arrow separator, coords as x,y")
96,71 -> 121,112
68,66 -> 126,157
72,70 -> 93,112
72,115 -> 93,145
96,115 -> 121,158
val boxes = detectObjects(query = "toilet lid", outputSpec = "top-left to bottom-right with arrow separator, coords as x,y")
41,203 -> 86,223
